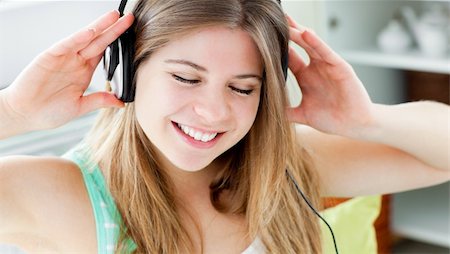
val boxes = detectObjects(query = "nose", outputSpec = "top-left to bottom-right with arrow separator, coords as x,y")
193,89 -> 231,124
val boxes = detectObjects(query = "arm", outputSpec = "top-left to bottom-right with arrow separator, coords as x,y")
286,16 -> 450,197
360,101 -> 449,172
0,156 -> 90,252
0,91 -> 28,139
296,124 -> 450,197
0,10 -> 131,141
0,9 -> 133,249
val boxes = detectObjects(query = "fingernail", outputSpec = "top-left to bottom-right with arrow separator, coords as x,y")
115,102 -> 125,108
123,13 -> 135,19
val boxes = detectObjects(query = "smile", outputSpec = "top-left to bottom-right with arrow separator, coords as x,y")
172,121 -> 224,148
177,123 -> 218,142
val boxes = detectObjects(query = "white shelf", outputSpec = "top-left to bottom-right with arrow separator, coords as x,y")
339,48 -> 450,74
392,182 -> 450,248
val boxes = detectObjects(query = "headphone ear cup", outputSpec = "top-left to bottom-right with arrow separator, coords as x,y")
118,28 -> 136,102
103,39 -> 124,100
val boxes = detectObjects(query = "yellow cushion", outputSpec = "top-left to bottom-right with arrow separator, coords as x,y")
320,195 -> 382,254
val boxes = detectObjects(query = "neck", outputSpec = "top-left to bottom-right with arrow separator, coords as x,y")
157,155 -> 222,204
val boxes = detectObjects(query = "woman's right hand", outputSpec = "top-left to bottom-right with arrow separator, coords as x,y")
0,10 -> 133,135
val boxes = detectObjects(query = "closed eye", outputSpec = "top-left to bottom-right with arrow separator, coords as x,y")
230,86 -> 253,95
172,74 -> 200,84
172,74 -> 253,95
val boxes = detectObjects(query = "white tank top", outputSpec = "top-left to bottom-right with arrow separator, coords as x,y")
241,237 -> 266,254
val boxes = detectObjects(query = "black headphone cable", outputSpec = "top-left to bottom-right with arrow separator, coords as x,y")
286,169 -> 339,254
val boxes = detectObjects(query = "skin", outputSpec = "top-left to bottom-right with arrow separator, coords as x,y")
133,27 -> 264,253
285,17 -> 449,196
134,26 -> 262,196
0,9 -> 449,254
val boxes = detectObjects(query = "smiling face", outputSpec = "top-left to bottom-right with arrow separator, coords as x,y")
134,26 -> 263,172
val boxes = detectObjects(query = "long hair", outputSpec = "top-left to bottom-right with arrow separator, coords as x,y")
85,0 -> 323,253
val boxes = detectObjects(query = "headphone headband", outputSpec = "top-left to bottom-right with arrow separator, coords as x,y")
103,0 -> 287,103
101,1 -> 338,253
118,0 -> 127,16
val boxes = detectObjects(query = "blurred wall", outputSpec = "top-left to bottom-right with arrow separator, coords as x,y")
0,1 -> 118,90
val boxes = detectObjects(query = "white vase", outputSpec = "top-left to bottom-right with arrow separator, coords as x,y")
377,20 -> 413,53
400,4 -> 449,57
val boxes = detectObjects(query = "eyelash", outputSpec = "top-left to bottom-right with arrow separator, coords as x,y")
231,87 -> 253,95
172,74 -> 254,95
172,74 -> 199,84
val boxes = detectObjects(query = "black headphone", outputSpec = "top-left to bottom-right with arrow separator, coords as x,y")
103,0 -> 288,103
103,1 -> 338,253
103,0 -> 135,102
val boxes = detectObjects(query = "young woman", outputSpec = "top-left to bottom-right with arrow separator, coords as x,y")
0,0 -> 448,253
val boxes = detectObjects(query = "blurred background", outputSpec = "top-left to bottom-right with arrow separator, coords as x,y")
0,0 -> 449,253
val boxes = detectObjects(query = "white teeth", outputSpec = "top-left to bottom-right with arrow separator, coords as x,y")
176,123 -> 218,143
201,135 -> 209,142
202,133 -> 217,142
194,131 -> 202,140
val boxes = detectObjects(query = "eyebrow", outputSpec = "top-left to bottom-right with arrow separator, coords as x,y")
164,59 -> 262,81
165,59 -> 207,72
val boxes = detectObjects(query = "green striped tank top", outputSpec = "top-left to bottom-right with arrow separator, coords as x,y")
62,145 -> 266,253
62,147 -> 137,254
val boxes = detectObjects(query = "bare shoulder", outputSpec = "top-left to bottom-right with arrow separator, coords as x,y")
295,124 -> 450,197
0,155 -> 83,202
0,155 -> 90,249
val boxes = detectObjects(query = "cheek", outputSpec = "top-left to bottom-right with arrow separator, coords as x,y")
233,96 -> 260,133
134,80 -> 188,128
135,82 -> 168,129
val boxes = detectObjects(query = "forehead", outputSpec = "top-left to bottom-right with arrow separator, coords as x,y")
148,26 -> 263,73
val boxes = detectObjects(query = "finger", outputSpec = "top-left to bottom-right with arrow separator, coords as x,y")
301,29 -> 342,65
47,28 -> 96,57
286,15 -> 306,32
85,10 -> 121,37
83,53 -> 105,78
79,13 -> 134,59
78,91 -> 124,116
48,10 -> 120,56
288,46 -> 307,75
87,52 -> 104,70
286,15 -> 297,28
289,27 -> 321,60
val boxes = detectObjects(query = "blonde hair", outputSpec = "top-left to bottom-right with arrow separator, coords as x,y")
85,0 -> 323,253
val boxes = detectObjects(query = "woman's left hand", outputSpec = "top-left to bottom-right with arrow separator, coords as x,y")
285,16 -> 374,137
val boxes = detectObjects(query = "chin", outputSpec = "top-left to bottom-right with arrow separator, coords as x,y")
168,155 -> 215,172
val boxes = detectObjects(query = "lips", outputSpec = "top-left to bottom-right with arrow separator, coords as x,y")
176,122 -> 218,142
172,121 -> 224,148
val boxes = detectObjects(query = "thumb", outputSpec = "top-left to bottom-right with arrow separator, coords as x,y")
79,91 -> 124,116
